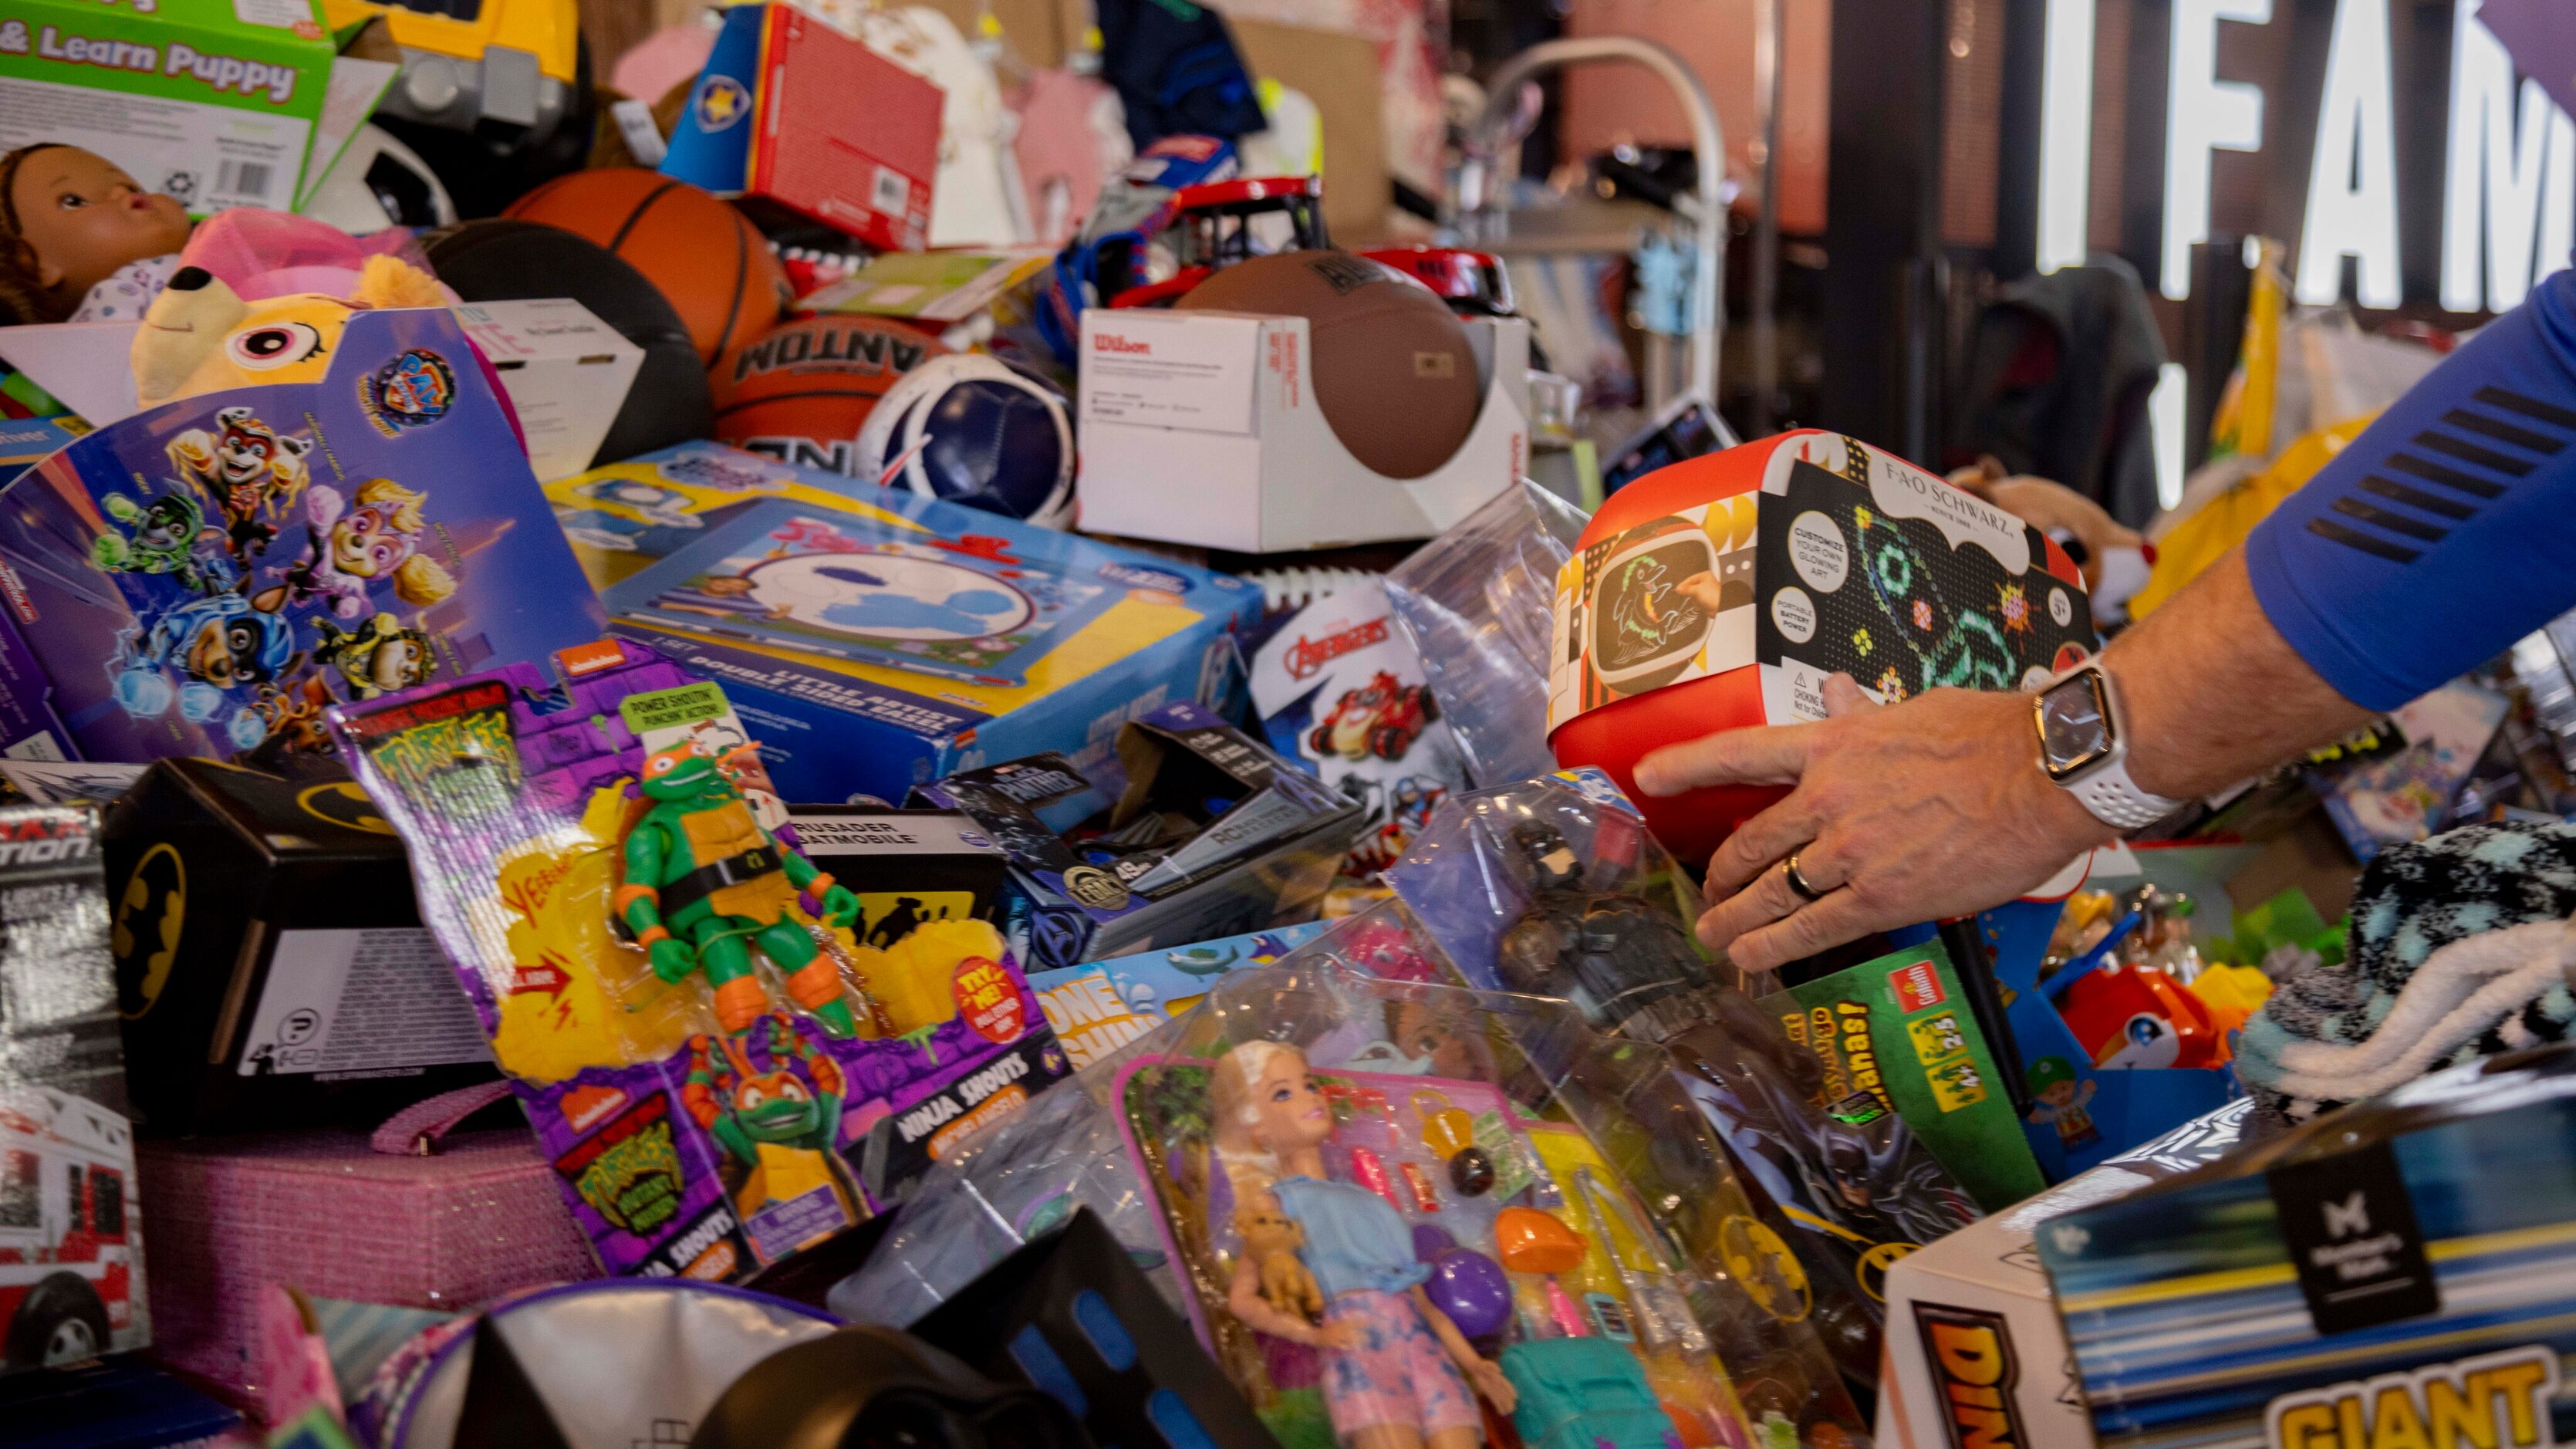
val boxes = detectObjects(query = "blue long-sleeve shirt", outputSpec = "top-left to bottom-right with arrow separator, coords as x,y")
2247,269 -> 2576,711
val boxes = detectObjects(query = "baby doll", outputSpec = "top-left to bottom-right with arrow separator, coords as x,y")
0,144 -> 192,326
1211,1039 -> 1514,1449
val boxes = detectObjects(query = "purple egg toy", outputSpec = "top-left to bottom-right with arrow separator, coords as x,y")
1412,1223 -> 1458,1262
1426,1248 -> 1512,1339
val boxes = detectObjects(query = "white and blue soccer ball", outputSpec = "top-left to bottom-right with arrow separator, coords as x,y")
856,354 -> 1077,530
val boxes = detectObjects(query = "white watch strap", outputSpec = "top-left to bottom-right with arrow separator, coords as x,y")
2071,759 -> 2180,831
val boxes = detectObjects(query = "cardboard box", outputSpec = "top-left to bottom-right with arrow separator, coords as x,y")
2039,1047 -> 2576,1449
549,443 -> 1261,808
1026,920 -> 1330,1069
101,759 -> 495,1136
660,3 -> 940,252
1877,1099 -> 2253,1449
1075,307 -> 1531,552
449,299 -> 644,481
0,306 -> 608,768
913,702 -> 1364,972
0,0 -> 389,216
0,803 -> 147,1377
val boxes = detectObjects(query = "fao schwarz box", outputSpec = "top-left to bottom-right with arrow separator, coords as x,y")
2038,1046 -> 2576,1449
103,760 -> 495,1135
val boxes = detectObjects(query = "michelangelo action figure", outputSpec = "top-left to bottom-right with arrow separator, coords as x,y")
683,1012 -> 856,1225
618,739 -> 860,1037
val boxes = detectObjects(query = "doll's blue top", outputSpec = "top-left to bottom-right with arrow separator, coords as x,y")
1270,1176 -> 1432,1299
2246,265 -> 2576,710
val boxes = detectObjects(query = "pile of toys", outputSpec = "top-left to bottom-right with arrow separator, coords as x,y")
5,5 -> 2576,1449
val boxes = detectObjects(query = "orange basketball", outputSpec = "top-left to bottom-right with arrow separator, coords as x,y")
504,167 -> 789,368
711,315 -> 949,478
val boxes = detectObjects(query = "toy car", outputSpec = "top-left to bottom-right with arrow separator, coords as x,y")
1308,671 -> 1438,762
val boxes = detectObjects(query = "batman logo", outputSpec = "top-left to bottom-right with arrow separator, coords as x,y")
296,781 -> 392,835
113,843 -> 185,1019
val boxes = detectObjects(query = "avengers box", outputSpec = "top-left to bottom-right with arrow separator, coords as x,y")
913,703 -> 1364,972
549,443 -> 1259,806
331,640 -> 1068,1282
2038,1045 -> 2576,1449
0,306 -> 608,769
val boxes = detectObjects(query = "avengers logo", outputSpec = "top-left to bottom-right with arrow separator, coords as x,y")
1282,616 -> 1390,681
358,348 -> 457,437
113,843 -> 185,1018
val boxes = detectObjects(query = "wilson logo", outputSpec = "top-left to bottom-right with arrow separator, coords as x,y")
1283,616 -> 1390,680
1915,1305 -> 2025,1449
1092,333 -> 1152,355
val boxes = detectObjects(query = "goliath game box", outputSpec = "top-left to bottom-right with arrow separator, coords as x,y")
0,308 -> 607,768
549,443 -> 1260,806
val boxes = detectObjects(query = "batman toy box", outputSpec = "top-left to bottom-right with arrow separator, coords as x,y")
103,758 -> 497,1135
0,307 -> 606,770
912,701 -> 1364,972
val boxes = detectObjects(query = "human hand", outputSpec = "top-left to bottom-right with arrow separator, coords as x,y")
1467,1357 -> 1518,1413
1675,571 -> 1727,613
1633,674 -> 2112,971
1310,1318 -> 1366,1352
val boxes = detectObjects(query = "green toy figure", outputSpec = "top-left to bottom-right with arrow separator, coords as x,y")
618,738 -> 861,1037
683,1012 -> 857,1227
92,489 -> 223,594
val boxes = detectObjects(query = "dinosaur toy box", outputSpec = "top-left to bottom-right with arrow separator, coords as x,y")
0,306 -> 607,770
330,640 -> 1065,1282
2038,1045 -> 2576,1449
912,702 -> 1364,973
547,442 -> 1261,808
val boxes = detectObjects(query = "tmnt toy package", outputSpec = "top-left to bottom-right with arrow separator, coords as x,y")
1385,772 -> 1986,1400
0,308 -> 606,768
329,640 -> 1066,1281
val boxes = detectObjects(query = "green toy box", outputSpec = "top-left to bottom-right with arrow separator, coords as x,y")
0,0 -> 384,214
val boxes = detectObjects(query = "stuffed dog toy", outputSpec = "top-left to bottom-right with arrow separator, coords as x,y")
133,253 -> 447,410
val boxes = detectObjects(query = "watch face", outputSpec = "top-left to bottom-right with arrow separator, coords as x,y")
2038,671 -> 2114,781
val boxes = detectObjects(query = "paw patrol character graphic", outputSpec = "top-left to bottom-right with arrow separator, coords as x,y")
113,592 -> 304,733
249,675 -> 336,756
682,1013 -> 859,1235
90,488 -> 231,594
131,256 -> 451,410
257,479 -> 457,620
166,407 -> 315,558
1307,671 -> 1439,762
618,740 -> 863,1038
312,612 -> 438,700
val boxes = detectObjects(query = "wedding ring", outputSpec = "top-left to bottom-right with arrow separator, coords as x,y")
1782,854 -> 1826,904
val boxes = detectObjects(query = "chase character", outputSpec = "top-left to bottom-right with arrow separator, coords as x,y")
2025,1056 -> 2100,1150
618,739 -> 861,1037
114,592 -> 302,723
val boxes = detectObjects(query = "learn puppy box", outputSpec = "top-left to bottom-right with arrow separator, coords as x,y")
913,702 -> 1364,973
1876,1099 -> 2253,1449
0,0 -> 378,216
101,758 -> 496,1136
1075,306 -> 1531,552
1548,429 -> 2098,868
548,442 -> 1261,808
2039,1043 -> 2576,1449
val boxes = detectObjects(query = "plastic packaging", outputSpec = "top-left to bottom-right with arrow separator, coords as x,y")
1384,479 -> 1589,788
1386,773 -> 1983,1395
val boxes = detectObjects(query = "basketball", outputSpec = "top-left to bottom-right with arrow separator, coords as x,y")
713,316 -> 950,478
1177,250 -> 1482,478
424,218 -> 712,467
503,167 -> 789,367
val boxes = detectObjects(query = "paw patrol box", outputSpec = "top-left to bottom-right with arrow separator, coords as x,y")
0,306 -> 607,770
911,703 -> 1364,972
2038,1045 -> 2576,1449
547,442 -> 1261,809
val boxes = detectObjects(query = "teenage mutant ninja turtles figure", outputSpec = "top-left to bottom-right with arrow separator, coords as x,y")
683,1012 -> 856,1226
618,739 -> 860,1036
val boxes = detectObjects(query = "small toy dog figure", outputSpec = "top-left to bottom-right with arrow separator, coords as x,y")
1235,1202 -> 1324,1323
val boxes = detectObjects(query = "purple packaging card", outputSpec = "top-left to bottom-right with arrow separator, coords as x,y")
2475,0 -> 2576,121
330,640 -> 1066,1279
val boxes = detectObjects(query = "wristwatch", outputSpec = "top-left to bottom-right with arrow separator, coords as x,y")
2033,661 -> 2181,831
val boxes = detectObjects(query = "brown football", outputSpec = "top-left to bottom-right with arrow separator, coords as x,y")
1177,251 -> 1484,479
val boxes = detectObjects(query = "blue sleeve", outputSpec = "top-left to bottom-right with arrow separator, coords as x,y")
2244,267 -> 2576,711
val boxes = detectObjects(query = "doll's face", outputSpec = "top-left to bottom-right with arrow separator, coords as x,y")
1242,1050 -> 1334,1153
12,148 -> 190,299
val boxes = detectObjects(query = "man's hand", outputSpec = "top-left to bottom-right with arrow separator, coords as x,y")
1633,674 -> 2112,971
